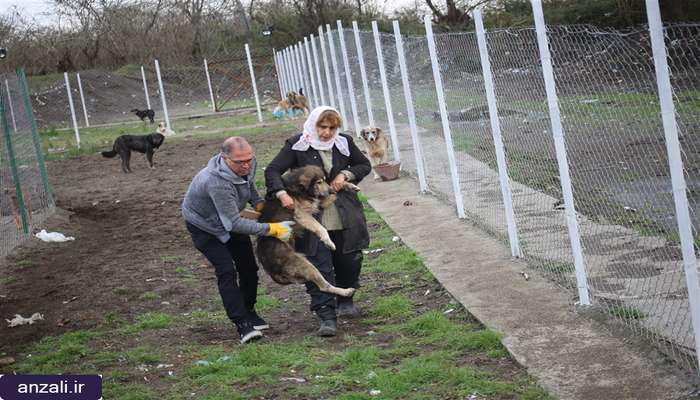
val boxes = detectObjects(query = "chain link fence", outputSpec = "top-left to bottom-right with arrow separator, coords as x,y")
278,17 -> 700,371
1,69 -> 54,260
25,49 -> 280,133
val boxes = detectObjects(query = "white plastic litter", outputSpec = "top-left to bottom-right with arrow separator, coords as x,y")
35,229 -> 75,242
370,390 -> 381,396
6,313 -> 44,327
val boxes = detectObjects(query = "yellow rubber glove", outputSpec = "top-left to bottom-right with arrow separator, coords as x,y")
267,221 -> 296,241
255,202 -> 265,212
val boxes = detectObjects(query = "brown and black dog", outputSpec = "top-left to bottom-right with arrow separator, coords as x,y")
277,89 -> 310,117
256,165 -> 358,296
101,133 -> 165,173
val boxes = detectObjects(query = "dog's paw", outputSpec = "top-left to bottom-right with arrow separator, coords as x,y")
343,183 -> 361,192
340,288 -> 356,297
321,235 -> 336,251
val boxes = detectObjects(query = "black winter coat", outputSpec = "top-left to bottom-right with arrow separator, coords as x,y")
265,133 -> 372,256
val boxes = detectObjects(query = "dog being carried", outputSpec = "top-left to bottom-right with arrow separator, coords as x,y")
256,165 -> 359,297
101,133 -> 165,173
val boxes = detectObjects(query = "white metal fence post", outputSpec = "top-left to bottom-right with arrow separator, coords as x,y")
4,79 -> 17,132
352,21 -> 375,127
140,65 -> 151,110
337,20 -> 362,136
63,72 -> 81,148
474,9 -> 522,258
245,43 -> 263,123
310,34 -> 326,105
304,37 -> 319,107
371,21 -> 400,163
203,58 -> 216,112
278,51 -> 289,97
284,49 -> 294,93
297,43 -> 309,104
326,24 -> 347,122
272,49 -> 284,98
424,16 -> 465,218
296,43 -> 311,103
393,20 -> 428,192
154,59 -> 171,130
76,73 -> 90,127
646,0 -> 700,371
318,25 -> 336,109
531,0 -> 590,305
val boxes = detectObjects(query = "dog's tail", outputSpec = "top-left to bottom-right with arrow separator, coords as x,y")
101,150 -> 117,158
298,88 -> 304,96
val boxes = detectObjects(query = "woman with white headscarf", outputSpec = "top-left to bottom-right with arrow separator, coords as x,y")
265,106 -> 371,337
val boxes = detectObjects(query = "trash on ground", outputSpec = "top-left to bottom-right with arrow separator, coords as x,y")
280,377 -> 306,383
362,248 -> 384,255
392,236 -> 400,242
403,200 -> 413,206
443,308 -> 455,314
6,313 -> 44,327
62,296 -> 78,304
520,271 -> 530,281
35,229 -> 75,242
370,390 -> 381,396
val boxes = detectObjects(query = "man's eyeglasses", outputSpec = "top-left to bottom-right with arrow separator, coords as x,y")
225,156 -> 254,165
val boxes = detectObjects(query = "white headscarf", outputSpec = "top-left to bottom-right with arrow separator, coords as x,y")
292,106 -> 350,156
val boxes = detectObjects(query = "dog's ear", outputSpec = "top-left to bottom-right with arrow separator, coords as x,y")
282,168 -> 308,195
360,128 -> 368,139
375,127 -> 382,136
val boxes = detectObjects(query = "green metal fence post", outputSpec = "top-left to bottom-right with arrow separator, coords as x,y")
0,83 -> 29,234
17,67 -> 54,208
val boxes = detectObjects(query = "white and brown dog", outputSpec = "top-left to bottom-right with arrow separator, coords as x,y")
360,127 -> 390,179
157,121 -> 175,137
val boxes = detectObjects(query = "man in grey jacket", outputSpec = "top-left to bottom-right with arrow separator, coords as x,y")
182,136 -> 294,343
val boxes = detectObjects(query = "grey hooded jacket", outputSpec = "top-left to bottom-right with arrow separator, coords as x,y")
182,153 -> 268,242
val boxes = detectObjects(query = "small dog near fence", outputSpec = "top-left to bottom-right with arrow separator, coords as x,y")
131,108 -> 155,124
360,127 -> 390,179
157,122 -> 175,137
273,89 -> 310,118
101,133 -> 165,173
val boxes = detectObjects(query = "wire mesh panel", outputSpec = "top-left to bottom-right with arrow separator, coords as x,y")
483,26 -> 579,289
402,35 -> 459,204
24,51 -> 277,131
378,31 -> 418,180
1,70 -> 54,260
526,23 -> 700,368
432,31 -> 509,238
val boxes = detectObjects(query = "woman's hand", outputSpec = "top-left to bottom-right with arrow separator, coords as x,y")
331,173 -> 347,193
280,192 -> 295,209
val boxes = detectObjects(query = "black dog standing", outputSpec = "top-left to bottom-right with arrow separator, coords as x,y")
131,108 -> 155,124
101,133 -> 165,173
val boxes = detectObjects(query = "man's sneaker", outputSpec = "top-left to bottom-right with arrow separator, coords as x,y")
235,320 -> 262,344
247,310 -> 270,330
337,298 -> 360,318
317,319 -> 337,337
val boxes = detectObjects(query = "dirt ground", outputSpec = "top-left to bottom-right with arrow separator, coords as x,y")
0,129 -> 538,398
0,130 -> 302,353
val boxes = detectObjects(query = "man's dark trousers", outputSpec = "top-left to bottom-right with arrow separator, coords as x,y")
186,222 -> 258,323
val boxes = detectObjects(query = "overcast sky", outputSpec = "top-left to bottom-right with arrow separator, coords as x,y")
0,0 -> 424,26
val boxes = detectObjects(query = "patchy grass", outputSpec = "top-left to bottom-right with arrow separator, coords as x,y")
607,305 -> 646,320
139,291 -> 161,301
39,111 -> 296,161
5,123 -> 551,400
